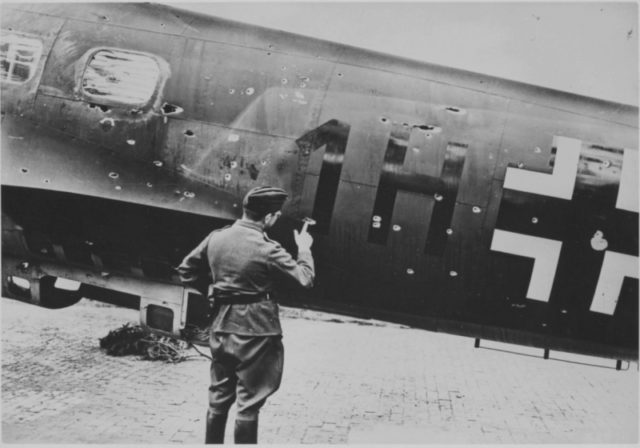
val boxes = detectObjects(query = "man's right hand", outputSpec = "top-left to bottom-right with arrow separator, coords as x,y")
294,228 -> 313,251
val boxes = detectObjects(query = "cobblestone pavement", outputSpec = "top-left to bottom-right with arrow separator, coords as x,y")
1,297 -> 638,444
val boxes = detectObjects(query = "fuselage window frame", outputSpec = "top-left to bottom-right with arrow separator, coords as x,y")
0,30 -> 43,85
80,48 -> 163,107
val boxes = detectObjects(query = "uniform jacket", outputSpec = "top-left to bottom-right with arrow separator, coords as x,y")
177,219 -> 315,335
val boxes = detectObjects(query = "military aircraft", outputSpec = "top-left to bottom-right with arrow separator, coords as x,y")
2,3 -> 637,361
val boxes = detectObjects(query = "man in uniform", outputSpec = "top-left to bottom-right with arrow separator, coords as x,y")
177,186 -> 315,444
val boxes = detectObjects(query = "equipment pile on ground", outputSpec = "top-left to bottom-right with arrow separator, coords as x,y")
99,323 -> 198,363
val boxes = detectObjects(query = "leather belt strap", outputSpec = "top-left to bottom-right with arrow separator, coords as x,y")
214,293 -> 270,305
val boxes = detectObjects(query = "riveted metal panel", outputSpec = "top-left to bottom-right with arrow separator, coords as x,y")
325,181 -> 389,278
12,3 -> 193,36
387,190 -> 433,278
321,64 -> 508,206
33,95 -> 161,161
162,118 -> 300,203
2,116 -> 239,220
173,38 -> 333,137
496,100 -> 638,181
181,11 -> 345,62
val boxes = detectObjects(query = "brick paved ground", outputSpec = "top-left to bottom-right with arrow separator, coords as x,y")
1,297 -> 638,444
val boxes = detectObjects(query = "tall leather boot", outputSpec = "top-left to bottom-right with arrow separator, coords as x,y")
205,410 -> 228,444
234,419 -> 258,444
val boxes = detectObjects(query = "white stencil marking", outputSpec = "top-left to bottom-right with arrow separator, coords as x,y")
590,251 -> 638,315
491,229 -> 562,302
616,149 -> 638,212
504,136 -> 581,199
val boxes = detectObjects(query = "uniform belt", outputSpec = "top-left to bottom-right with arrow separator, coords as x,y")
213,293 -> 270,305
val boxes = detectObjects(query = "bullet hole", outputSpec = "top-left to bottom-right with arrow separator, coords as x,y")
380,117 -> 389,123
20,261 -> 30,270
224,173 -> 232,181
184,130 -> 195,137
174,189 -> 182,196
99,117 -> 115,131
20,168 -> 28,174
228,134 -> 240,142
229,89 -> 235,94
337,73 -> 343,77
230,161 -> 238,169
204,76 -> 211,81
184,191 -> 195,198
416,125 -> 441,133
115,185 -> 122,190
101,272 -> 111,278
261,160 -> 268,166
534,147 -> 542,154
161,103 -> 183,115
130,108 -> 142,116
146,182 -> 153,188
411,147 -> 420,153
517,162 -> 525,168
233,203 -> 238,208
406,268 -> 415,275
153,160 -> 163,167
590,230 -> 608,251
108,172 -> 119,179
372,215 -> 382,222
392,225 -> 402,232
434,194 -> 443,202
541,323 -> 547,327
89,103 -> 111,112
372,222 -> 381,229
449,271 -> 458,277
41,248 -> 48,254
445,106 -> 466,115
446,228 -> 453,235
279,93 -> 288,100
127,139 -> 136,146
531,217 -> 539,224
472,206 -> 482,213
602,160 -> 611,168
99,15 -> 109,21
281,78 -> 288,85
85,240 -> 94,246
561,309 -> 568,314
245,87 -> 255,96
160,23 -> 165,27
43,179 -> 50,184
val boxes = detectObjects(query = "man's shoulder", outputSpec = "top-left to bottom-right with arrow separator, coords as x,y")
206,225 -> 234,240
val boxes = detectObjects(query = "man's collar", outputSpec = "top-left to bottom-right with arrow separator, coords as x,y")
234,219 -> 264,233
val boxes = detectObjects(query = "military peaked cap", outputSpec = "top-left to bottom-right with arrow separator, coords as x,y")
243,186 -> 289,214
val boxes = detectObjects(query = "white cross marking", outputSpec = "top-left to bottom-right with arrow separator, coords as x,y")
504,136 -> 581,200
490,229 -> 562,302
616,149 -> 638,212
590,251 -> 639,315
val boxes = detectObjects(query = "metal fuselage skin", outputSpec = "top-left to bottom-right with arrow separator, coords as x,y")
1,3 -> 638,359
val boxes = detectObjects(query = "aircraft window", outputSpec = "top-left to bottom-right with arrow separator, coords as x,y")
0,32 -> 42,84
82,49 -> 161,105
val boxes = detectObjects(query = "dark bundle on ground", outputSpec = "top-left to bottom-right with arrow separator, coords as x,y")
99,323 -> 198,363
